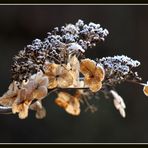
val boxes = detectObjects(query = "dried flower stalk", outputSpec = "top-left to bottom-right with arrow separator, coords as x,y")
0,19 -> 147,119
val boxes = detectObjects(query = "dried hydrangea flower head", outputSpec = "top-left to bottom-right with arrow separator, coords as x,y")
0,19 -> 147,119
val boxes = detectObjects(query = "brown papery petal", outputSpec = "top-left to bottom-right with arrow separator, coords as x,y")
39,76 -> 49,87
55,98 -> 69,109
143,85 -> 148,96
95,65 -> 105,81
36,107 -> 46,119
57,92 -> 71,102
33,86 -> 48,100
12,99 -> 31,119
18,103 -> 29,119
69,55 -> 80,71
57,72 -> 73,88
48,77 -> 57,89
89,80 -> 102,92
44,63 -> 59,76
80,59 -> 96,76
65,97 -> 80,116
30,101 -> 46,119
0,86 -> 18,106
19,88 -> 27,101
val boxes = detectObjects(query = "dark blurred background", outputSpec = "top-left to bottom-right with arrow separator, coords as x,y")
0,5 -> 148,143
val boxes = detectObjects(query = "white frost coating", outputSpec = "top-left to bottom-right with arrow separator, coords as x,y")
67,43 -> 85,53
65,24 -> 79,34
75,19 -> 84,27
110,90 -> 126,118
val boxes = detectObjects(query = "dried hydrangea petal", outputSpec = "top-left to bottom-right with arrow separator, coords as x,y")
12,100 -> 31,119
57,72 -> 73,88
110,90 -> 126,118
30,101 -> 46,119
143,84 -> 148,96
68,55 -> 80,86
44,63 -> 59,76
48,77 -> 57,89
65,97 -> 80,116
80,59 -> 96,76
111,90 -> 126,109
119,107 -> 126,118
55,92 -> 80,116
0,81 -> 19,106
38,76 -> 49,87
55,97 -> 69,109
33,86 -> 48,100
96,64 -> 105,81
80,59 -> 105,92
85,78 -> 102,92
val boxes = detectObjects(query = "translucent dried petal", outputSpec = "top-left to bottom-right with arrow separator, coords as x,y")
80,59 -> 96,76
18,103 -> 29,119
36,107 -> 46,119
55,92 -> 81,116
12,100 -> 31,119
80,59 -> 104,92
119,107 -> 126,118
33,86 -> 48,100
55,98 -> 69,109
113,98 -> 121,110
143,84 -> 148,96
19,88 -> 27,101
110,90 -> 126,109
69,55 -> 80,72
39,76 -> 49,87
57,72 -> 73,88
44,63 -> 59,76
68,55 -> 80,86
95,64 -> 105,81
30,101 -> 46,119
65,97 -> 80,116
48,77 -> 57,89
85,76 -> 102,92
0,81 -> 19,106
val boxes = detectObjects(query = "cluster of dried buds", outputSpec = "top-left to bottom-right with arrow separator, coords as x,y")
0,19 -> 148,119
